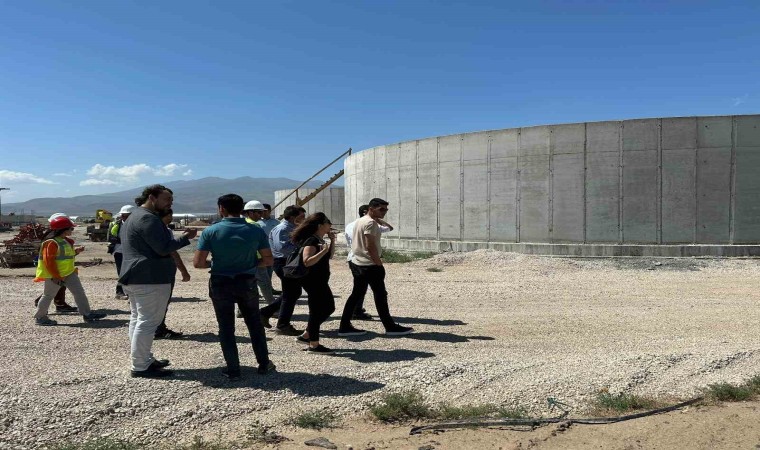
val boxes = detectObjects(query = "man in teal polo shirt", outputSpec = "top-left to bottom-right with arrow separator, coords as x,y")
193,194 -> 275,380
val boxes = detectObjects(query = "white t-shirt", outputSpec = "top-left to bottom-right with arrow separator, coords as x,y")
346,216 -> 390,264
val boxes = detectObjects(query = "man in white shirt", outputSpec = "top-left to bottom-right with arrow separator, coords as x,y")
343,204 -> 392,320
338,198 -> 412,337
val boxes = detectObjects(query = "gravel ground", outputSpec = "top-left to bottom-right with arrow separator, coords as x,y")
1,229 -> 759,449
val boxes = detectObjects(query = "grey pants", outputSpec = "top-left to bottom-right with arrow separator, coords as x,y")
35,272 -> 92,319
255,266 -> 276,305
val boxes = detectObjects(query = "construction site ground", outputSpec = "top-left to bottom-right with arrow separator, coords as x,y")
1,227 -> 759,449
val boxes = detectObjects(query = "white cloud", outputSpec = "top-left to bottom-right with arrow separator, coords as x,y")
0,170 -> 56,184
53,173 -> 72,177
733,94 -> 749,106
182,169 -> 193,176
86,163 -> 191,182
80,178 -> 119,186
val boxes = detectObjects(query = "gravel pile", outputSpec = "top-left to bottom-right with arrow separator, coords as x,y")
1,231 -> 759,449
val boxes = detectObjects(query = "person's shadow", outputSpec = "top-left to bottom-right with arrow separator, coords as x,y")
398,332 -> 494,343
331,349 -> 435,364
182,332 -> 272,344
60,319 -> 129,329
172,368 -> 385,395
392,316 -> 467,326
169,297 -> 206,303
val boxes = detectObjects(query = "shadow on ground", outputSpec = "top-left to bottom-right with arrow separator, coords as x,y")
332,348 -> 435,363
393,316 -> 467,326
172,368 -> 385,394
60,319 -> 129,329
400,331 -> 495,343
170,297 -> 207,303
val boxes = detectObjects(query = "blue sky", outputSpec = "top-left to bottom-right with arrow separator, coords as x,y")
1,0 -> 758,202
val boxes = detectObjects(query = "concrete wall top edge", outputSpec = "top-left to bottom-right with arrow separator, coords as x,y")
347,114 -> 759,159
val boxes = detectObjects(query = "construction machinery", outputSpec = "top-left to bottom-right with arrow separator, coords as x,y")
85,209 -> 113,242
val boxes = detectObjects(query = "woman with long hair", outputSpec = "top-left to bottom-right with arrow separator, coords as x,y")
290,212 -> 336,354
33,216 -> 106,325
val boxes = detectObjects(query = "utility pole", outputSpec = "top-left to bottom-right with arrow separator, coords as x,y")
0,187 -> 8,221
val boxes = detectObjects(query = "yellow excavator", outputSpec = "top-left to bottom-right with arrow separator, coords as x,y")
86,209 -> 113,241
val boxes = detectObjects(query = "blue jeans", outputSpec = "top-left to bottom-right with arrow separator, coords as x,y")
209,275 -> 269,370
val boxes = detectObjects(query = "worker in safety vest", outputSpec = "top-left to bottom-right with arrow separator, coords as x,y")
33,216 -> 107,326
109,205 -> 134,300
32,213 -> 78,313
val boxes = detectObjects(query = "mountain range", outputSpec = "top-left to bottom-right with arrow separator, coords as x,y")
3,177 -> 326,216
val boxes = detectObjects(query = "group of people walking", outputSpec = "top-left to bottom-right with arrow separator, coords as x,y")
32,184 -> 413,380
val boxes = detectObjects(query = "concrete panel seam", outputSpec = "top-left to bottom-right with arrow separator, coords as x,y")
618,122 -> 624,243
460,135 -> 464,241
693,118 -> 699,244
436,137 -> 441,240
657,119 -> 663,244
549,127 -> 555,241
415,140 -> 419,239
487,133 -> 492,241
517,130 -> 522,243
729,116 -> 737,243
583,122 -> 588,244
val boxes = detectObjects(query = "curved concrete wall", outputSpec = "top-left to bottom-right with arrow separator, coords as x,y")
344,115 -> 760,256
273,188 -> 345,229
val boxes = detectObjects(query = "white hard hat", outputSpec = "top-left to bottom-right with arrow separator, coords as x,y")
119,205 -> 134,215
243,200 -> 265,211
48,213 -> 69,223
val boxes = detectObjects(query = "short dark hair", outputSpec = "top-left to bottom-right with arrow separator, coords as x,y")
135,184 -> 173,206
282,205 -> 300,220
368,198 -> 389,208
263,203 -> 272,211
358,204 -> 369,217
218,194 -> 244,216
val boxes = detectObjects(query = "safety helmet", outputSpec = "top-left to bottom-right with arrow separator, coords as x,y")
243,200 -> 265,211
48,213 -> 69,222
119,205 -> 135,215
50,216 -> 76,230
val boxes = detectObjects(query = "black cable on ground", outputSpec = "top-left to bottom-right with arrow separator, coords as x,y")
409,397 -> 703,435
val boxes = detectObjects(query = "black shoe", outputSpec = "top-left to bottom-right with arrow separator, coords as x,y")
222,368 -> 241,380
385,324 -> 414,336
155,329 -> 184,339
338,326 -> 367,337
131,366 -> 173,378
305,345 -> 334,355
151,359 -> 171,368
82,312 -> 107,323
295,334 -> 309,343
257,360 -> 276,374
55,303 -> 78,313
275,324 -> 301,336
272,289 -> 282,295
352,311 -> 373,321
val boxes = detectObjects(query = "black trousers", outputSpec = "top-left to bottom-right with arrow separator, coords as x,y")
260,258 -> 302,329
209,275 -> 269,369
340,263 -> 395,329
156,281 -> 175,334
114,252 -> 125,295
302,275 -> 335,342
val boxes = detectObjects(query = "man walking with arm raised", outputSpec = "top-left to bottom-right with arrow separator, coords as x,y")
120,184 -> 196,378
338,198 -> 413,337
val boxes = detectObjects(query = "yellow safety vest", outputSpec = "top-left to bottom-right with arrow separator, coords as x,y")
35,237 -> 76,279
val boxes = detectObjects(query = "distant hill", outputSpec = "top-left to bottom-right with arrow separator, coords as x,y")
4,177 -> 325,216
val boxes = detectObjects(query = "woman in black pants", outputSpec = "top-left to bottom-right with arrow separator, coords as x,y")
291,212 -> 336,354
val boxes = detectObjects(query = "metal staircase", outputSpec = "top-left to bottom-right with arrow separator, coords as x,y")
273,148 -> 351,218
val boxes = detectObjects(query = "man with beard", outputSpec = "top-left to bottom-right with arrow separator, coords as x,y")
119,184 -> 197,378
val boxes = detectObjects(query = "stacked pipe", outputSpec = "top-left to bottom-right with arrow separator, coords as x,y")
3,223 -> 45,245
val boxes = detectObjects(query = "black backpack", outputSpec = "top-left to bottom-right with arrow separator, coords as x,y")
282,243 -> 308,279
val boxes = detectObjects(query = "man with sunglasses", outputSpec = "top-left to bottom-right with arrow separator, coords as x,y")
338,198 -> 413,336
